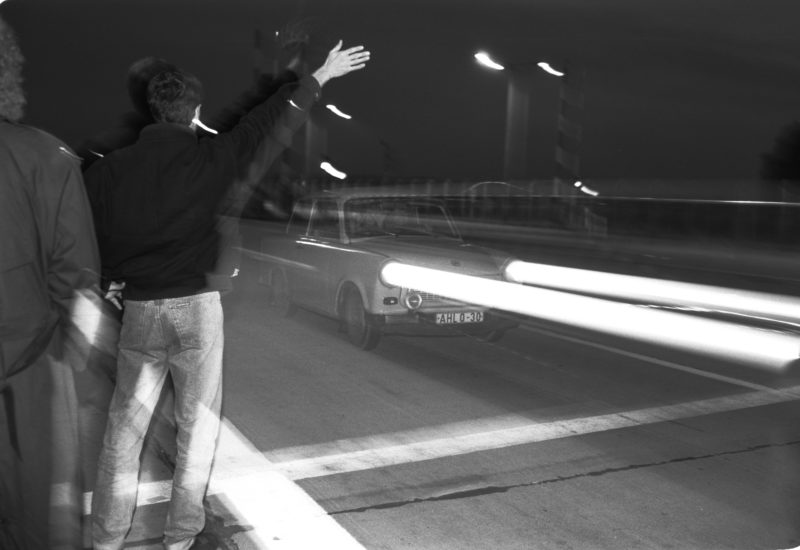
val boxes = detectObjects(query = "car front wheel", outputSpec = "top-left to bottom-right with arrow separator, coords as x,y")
341,287 -> 380,350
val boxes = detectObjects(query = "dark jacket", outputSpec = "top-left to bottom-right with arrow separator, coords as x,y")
84,75 -> 321,300
0,119 -> 101,550
0,120 -> 100,376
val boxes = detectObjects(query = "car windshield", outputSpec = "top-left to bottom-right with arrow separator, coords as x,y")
344,198 -> 459,240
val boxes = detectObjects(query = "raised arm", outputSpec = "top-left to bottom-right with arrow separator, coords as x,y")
312,40 -> 371,87
211,40 -> 371,177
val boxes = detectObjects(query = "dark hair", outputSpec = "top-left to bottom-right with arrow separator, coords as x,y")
146,70 -> 203,124
128,57 -> 177,117
0,16 -> 26,122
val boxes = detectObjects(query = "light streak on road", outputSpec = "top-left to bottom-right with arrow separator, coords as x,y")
380,262 -> 799,369
503,261 -> 800,326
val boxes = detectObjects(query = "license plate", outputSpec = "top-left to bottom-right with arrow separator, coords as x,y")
435,311 -> 484,324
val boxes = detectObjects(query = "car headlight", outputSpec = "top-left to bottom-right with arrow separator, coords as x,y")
503,259 -> 525,283
379,260 -> 399,288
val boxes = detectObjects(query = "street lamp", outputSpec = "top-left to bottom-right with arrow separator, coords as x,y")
474,50 -> 564,181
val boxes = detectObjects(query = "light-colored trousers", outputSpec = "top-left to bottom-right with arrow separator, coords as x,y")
92,291 -> 223,550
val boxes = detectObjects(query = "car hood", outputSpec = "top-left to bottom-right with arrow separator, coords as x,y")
354,237 -> 510,277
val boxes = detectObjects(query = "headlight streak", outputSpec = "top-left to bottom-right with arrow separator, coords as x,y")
380,262 -> 799,369
504,261 -> 800,327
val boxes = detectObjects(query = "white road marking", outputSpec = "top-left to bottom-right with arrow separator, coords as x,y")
83,419 -> 366,550
521,324 -> 782,392
79,328 -> 800,546
260,384 -> 800,480
78,383 -> 800,518
208,419 -> 366,549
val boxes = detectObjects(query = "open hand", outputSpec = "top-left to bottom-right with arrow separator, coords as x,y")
312,40 -> 370,86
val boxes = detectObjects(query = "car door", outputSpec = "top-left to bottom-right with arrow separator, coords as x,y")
293,198 -> 342,313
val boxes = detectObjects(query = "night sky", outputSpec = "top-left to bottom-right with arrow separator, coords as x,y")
3,0 -> 800,182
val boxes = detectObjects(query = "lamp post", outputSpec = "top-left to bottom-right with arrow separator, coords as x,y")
474,51 -> 564,181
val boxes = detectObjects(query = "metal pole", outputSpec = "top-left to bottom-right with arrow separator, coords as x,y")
502,71 -> 530,181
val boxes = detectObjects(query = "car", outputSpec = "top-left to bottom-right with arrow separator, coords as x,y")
257,187 -> 520,349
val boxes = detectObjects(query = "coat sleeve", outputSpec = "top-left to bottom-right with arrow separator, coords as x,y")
213,75 -> 322,182
42,147 -> 101,318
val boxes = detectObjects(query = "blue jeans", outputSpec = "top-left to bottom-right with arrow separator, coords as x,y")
92,292 -> 223,550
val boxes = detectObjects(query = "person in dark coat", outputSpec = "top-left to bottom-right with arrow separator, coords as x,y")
0,14 -> 103,549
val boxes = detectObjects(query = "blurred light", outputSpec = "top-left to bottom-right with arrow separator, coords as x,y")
381,261 -> 799,369
57,146 -> 81,161
193,116 -> 218,134
573,181 -> 583,188
504,260 -> 800,326
537,62 -> 565,77
579,186 -> 599,196
320,161 -> 347,180
71,290 -> 104,347
326,104 -> 352,120
474,51 -> 505,71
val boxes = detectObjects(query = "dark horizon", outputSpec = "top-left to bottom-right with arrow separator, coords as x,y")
3,0 -> 800,182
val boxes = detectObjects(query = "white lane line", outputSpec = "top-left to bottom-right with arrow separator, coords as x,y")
209,419 -> 366,550
81,385 -> 800,541
260,384 -> 800,481
83,419 -> 366,550
80,332 -> 800,545
521,324 -> 781,392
